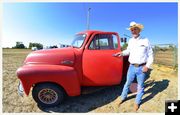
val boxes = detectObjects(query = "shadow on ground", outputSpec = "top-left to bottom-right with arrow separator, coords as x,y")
117,69 -> 169,107
124,79 -> 169,106
141,79 -> 169,104
37,69 -> 169,113
38,83 -> 124,112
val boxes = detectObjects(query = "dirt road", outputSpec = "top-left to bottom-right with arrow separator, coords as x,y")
2,49 -> 178,113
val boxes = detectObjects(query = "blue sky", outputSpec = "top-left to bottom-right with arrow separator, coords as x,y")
2,2 -> 178,48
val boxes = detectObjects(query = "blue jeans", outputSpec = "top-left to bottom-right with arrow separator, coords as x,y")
120,64 -> 146,105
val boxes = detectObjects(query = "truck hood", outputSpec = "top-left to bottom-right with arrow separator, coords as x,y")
24,47 -> 75,66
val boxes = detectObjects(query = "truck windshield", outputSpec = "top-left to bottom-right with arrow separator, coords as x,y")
71,34 -> 86,48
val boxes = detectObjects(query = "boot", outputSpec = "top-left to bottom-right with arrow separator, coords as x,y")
134,103 -> 139,112
114,97 -> 124,107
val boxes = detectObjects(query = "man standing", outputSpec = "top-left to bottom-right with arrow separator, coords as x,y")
115,21 -> 153,111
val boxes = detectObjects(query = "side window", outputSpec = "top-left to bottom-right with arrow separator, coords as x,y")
113,35 -> 118,49
99,38 -> 109,48
89,34 -> 118,50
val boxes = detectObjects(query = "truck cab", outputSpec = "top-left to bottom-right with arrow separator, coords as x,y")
17,30 -> 129,107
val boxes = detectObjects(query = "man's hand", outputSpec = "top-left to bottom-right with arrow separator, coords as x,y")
142,66 -> 148,72
113,52 -> 123,57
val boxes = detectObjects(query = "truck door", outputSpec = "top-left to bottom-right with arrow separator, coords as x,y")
82,33 -> 123,86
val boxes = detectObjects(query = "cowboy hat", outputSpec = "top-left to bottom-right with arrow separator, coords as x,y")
127,21 -> 144,31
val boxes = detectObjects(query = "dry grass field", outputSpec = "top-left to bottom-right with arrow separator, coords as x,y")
2,48 -> 178,113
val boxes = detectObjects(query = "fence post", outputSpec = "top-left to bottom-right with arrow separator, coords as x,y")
153,45 -> 157,64
173,45 -> 177,67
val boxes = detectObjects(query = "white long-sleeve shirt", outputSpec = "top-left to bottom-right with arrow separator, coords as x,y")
122,35 -> 153,68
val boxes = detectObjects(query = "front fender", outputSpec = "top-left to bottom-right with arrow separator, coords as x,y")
16,64 -> 81,96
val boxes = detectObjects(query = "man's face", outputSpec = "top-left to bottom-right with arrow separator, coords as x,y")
130,27 -> 141,38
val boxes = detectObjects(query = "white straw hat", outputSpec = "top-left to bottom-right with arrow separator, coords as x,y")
127,21 -> 144,31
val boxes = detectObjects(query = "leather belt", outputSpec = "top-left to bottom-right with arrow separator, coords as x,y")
131,63 -> 146,67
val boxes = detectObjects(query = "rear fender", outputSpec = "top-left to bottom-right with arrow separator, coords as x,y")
16,64 -> 81,96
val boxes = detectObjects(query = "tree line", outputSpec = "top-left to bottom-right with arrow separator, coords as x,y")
12,42 -> 43,49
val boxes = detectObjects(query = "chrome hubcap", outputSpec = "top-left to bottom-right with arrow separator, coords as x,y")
38,88 -> 58,104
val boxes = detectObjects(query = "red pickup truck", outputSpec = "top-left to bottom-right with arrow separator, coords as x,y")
17,30 -> 129,107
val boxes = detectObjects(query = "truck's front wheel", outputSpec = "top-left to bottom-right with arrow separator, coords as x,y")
32,83 -> 65,107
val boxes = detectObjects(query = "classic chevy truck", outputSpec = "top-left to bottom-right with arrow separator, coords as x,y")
16,30 -> 129,107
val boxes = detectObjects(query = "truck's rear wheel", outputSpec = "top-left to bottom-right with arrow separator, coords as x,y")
129,79 -> 138,93
32,83 -> 65,107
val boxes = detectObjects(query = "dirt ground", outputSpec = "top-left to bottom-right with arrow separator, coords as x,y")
2,49 -> 178,113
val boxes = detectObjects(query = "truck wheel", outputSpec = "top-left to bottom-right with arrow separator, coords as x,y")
129,82 -> 137,93
129,79 -> 138,93
32,83 -> 65,107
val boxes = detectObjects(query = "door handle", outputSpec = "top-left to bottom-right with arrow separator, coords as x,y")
112,54 -> 122,57
61,60 -> 74,65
